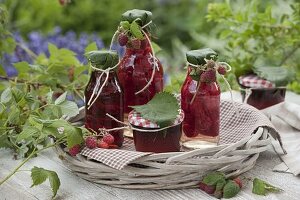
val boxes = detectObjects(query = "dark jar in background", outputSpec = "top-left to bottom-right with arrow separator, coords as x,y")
181,48 -> 221,149
85,50 -> 124,147
238,74 -> 286,110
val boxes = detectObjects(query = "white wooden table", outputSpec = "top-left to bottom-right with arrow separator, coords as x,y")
1,91 -> 300,200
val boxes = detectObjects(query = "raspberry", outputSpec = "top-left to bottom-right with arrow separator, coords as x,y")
102,134 -> 114,145
206,60 -> 216,69
200,69 -> 216,83
233,177 -> 242,188
98,140 -> 109,149
199,181 -> 207,191
85,137 -> 97,149
68,144 -> 81,156
217,65 -> 227,75
204,185 -> 216,194
118,33 -> 128,46
131,38 -> 141,49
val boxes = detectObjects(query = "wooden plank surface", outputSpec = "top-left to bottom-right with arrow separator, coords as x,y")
1,91 -> 300,200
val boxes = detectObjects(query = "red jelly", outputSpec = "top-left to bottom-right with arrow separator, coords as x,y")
129,110 -> 184,153
117,9 -> 164,115
181,49 -> 221,148
85,51 -> 124,147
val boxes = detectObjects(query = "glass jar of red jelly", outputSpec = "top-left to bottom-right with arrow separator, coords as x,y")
181,48 -> 221,148
238,74 -> 286,110
84,51 -> 124,147
128,110 -> 184,153
117,9 -> 164,117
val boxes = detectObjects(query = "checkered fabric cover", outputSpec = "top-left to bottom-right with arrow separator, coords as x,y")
239,74 -> 275,88
80,100 -> 278,170
128,109 -> 184,128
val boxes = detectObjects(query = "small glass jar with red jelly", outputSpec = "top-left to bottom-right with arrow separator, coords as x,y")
181,48 -> 225,149
84,50 -> 124,147
117,9 -> 164,118
128,110 -> 184,153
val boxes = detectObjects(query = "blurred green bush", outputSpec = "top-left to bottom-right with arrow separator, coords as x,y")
1,0 -> 300,93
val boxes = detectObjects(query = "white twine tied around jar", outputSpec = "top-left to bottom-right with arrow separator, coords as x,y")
187,59 -> 240,117
109,20 -> 159,95
94,113 -> 180,136
87,60 -> 121,110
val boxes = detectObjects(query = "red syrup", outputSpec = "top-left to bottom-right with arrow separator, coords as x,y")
85,70 -> 124,147
181,67 -> 221,146
117,39 -> 164,115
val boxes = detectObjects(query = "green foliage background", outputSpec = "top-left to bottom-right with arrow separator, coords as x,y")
1,0 -> 300,93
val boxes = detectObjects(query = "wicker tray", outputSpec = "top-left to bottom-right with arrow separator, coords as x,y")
56,101 -> 280,189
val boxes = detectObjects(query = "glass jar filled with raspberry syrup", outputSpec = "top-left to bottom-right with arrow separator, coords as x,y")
84,51 -> 124,147
117,9 -> 164,119
181,48 -> 223,149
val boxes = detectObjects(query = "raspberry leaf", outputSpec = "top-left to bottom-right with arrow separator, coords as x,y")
130,21 -> 144,39
31,167 -> 61,198
130,92 -> 179,127
120,21 -> 130,30
223,180 -> 240,198
202,171 -> 226,186
252,178 -> 282,196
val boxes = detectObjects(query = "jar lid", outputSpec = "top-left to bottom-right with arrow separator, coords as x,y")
186,48 -> 218,66
128,109 -> 184,128
239,74 -> 275,88
85,50 -> 119,70
121,9 -> 152,26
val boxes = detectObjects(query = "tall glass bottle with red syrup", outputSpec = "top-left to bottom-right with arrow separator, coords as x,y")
84,51 -> 124,147
117,9 -> 164,119
181,48 -> 226,148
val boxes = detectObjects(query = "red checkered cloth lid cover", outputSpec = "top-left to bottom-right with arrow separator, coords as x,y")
239,74 -> 275,88
128,109 -> 184,128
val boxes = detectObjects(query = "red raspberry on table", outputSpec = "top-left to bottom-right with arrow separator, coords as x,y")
98,140 -> 109,149
131,38 -> 141,49
85,137 -> 97,149
68,144 -> 81,156
204,185 -> 216,194
217,65 -> 227,75
200,69 -> 216,83
118,33 -> 128,46
102,134 -> 114,145
233,177 -> 242,188
199,181 -> 207,191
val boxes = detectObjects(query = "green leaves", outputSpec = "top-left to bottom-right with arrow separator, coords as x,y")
49,120 -> 84,148
130,21 -> 144,39
31,167 -> 61,198
85,42 -> 98,53
54,92 -> 79,118
252,178 -> 282,196
1,87 -> 12,103
202,171 -> 226,186
223,180 -> 240,198
130,92 -> 180,127
120,21 -> 130,30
